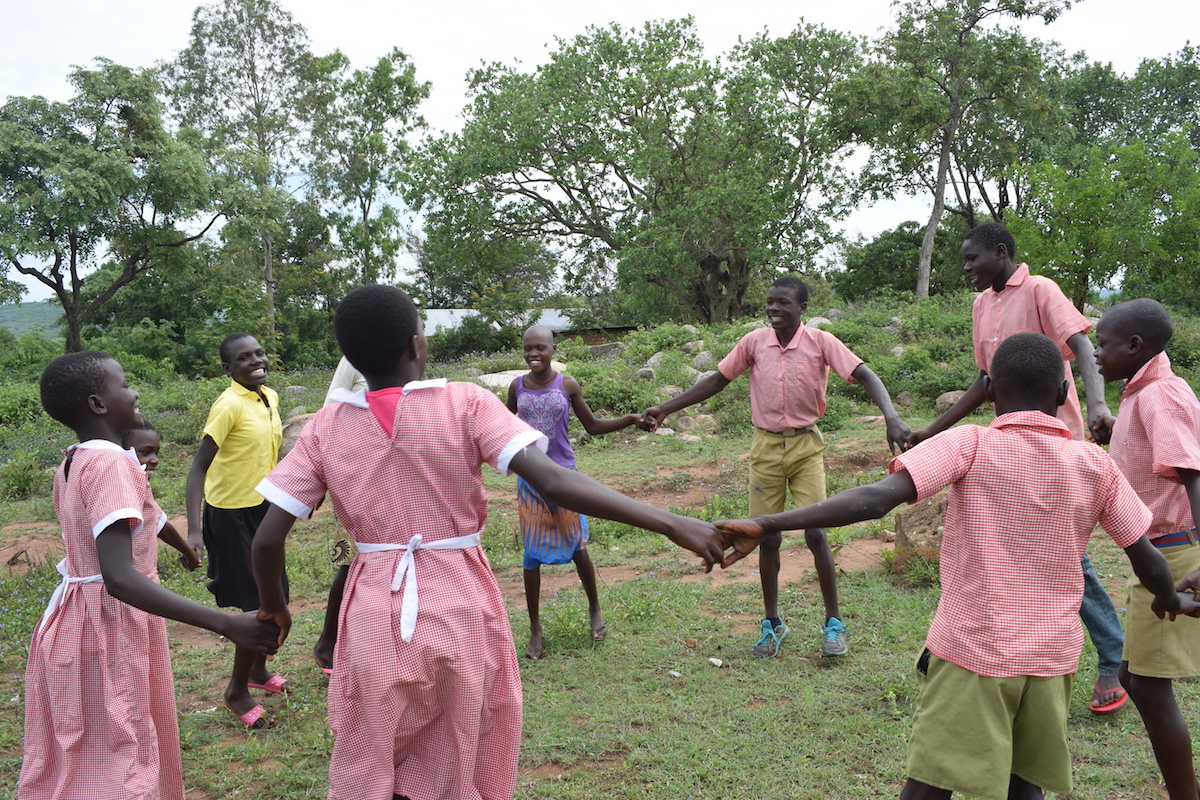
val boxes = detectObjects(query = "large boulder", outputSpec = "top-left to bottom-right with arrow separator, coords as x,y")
806,317 -> 832,330
893,489 -> 947,569
588,342 -> 623,358
935,390 -> 967,414
280,413 -> 317,458
692,351 -> 715,370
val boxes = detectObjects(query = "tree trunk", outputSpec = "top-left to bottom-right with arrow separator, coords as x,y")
691,248 -> 751,323
917,102 -> 961,300
263,231 -> 276,338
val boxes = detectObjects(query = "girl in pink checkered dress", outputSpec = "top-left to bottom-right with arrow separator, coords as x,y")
19,352 -> 279,799
251,286 -> 724,800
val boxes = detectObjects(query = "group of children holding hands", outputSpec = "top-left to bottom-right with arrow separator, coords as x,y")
17,221 -> 1200,800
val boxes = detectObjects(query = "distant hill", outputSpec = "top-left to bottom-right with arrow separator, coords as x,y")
0,302 -> 62,339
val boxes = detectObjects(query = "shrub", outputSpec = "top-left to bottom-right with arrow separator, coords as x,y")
560,362 -> 662,414
0,450 -> 48,499
0,383 -> 43,427
426,317 -> 520,362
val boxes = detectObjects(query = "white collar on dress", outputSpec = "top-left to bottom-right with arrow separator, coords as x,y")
71,439 -> 141,467
326,378 -> 448,409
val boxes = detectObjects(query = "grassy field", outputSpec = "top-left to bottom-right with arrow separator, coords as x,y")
0,388 -> 1192,799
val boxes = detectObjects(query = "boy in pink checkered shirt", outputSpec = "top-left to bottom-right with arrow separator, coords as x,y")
718,332 -> 1197,800
1095,298 -> 1200,800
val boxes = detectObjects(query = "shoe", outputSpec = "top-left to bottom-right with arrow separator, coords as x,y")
1089,682 -> 1128,716
247,675 -> 292,695
821,617 -> 848,657
233,703 -> 273,730
750,619 -> 789,658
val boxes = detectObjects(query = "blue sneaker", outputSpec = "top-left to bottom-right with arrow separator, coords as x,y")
821,617 -> 848,657
750,619 -> 789,658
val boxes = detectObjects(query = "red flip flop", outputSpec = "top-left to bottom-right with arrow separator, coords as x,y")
1089,683 -> 1128,716
247,675 -> 292,695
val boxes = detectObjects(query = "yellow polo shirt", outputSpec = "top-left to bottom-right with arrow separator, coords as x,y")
202,380 -> 282,509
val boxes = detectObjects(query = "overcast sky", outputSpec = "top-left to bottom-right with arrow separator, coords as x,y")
3,0 -> 1196,300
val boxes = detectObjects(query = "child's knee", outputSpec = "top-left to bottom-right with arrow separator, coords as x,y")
760,530 -> 783,550
803,527 -> 829,548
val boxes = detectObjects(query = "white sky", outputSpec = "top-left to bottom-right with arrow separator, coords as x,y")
3,0 -> 1196,300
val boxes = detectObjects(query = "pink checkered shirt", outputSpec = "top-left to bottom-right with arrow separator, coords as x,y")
973,263 -> 1089,440
718,323 -> 863,430
891,411 -> 1151,677
1110,351 -> 1200,538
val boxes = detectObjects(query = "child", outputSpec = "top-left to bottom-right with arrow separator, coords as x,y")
123,419 -> 201,570
643,275 -> 910,658
906,222 -> 1127,716
506,323 -> 643,659
1094,299 -> 1200,799
250,284 -> 723,800
718,332 -> 1196,800
185,333 -> 289,729
19,352 -> 278,799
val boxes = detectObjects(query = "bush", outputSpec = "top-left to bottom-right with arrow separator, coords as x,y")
0,450 -> 49,499
560,362 -> 662,414
426,317 -> 520,362
0,383 -> 43,427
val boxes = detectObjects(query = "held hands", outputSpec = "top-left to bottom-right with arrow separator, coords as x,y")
227,611 -> 282,654
255,605 -> 293,650
1152,590 -> 1200,620
902,428 -> 934,452
177,544 -> 201,571
885,418 -> 912,455
641,406 -> 666,433
714,519 -> 766,568
1090,413 -> 1116,446
664,515 -> 725,572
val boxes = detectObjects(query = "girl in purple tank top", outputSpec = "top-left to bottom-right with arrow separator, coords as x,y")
506,325 -> 644,659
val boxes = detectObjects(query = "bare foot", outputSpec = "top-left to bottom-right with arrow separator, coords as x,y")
526,628 -> 545,660
312,643 -> 333,673
1089,674 -> 1128,715
590,608 -> 607,641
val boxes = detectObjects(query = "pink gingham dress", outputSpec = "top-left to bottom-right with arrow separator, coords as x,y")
20,440 -> 181,800
258,379 -> 545,800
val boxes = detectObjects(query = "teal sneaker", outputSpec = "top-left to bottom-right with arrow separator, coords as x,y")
750,619 -> 789,658
821,616 -> 848,657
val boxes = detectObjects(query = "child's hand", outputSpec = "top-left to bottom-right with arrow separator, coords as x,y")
185,533 -> 204,562
715,520 -> 765,568
1090,414 -> 1116,445
1171,590 -> 1200,619
664,516 -> 723,572
226,612 -> 282,654
902,428 -> 933,451
885,418 -> 912,455
1176,568 -> 1200,595
178,546 -> 200,571
255,605 -> 293,649
641,407 -> 666,432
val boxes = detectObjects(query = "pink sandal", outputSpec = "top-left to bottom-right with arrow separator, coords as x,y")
247,675 -> 292,695
234,703 -> 272,730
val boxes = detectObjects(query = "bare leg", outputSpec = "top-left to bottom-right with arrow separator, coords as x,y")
898,779 -> 951,799
805,527 -> 841,621
760,530 -> 782,618
1006,775 -> 1044,800
1122,663 -> 1200,799
524,567 -> 544,659
224,645 -> 265,725
313,565 -> 348,672
573,549 -> 606,640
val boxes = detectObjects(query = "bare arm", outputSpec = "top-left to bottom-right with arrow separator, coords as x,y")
1124,534 -> 1199,619
250,503 -> 299,648
157,520 -> 200,570
642,371 -> 731,431
184,436 -> 218,556
564,376 -> 642,435
508,445 -> 723,568
851,364 -> 911,454
96,523 -> 279,652
905,371 -> 988,449
1170,470 -> 1200,597
505,379 -> 519,414
1067,331 -> 1113,444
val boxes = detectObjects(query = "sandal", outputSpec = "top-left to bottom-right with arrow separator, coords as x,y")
1089,682 -> 1128,716
233,703 -> 273,730
247,675 -> 292,695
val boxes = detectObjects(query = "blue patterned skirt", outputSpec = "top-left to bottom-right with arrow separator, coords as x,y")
517,476 -> 590,570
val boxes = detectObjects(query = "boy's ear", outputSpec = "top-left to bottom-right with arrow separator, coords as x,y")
87,393 -> 107,416
1057,379 -> 1069,408
1128,333 -> 1145,354
221,361 -> 233,378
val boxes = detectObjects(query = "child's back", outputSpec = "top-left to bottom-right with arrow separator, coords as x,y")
260,378 -> 536,800
21,443 -> 182,799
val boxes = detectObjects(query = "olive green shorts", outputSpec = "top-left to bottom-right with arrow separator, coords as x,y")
1124,540 -> 1200,678
907,651 -> 1073,799
747,427 -> 826,518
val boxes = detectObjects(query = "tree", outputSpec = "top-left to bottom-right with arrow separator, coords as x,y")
0,60 -> 214,352
410,18 -> 863,324
832,217 -> 970,302
305,47 -> 430,285
837,0 -> 1069,298
162,0 -> 317,337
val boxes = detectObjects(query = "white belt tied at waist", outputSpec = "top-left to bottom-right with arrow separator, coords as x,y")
355,532 -> 482,642
39,558 -> 103,630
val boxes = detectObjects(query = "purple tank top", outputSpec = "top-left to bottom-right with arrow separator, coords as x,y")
515,372 -> 576,468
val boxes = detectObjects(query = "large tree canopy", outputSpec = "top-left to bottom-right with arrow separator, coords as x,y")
410,18 -> 864,324
0,60 -> 214,352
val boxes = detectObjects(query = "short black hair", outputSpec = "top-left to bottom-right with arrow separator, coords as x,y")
770,275 -> 809,304
40,350 -> 114,428
335,285 -> 421,375
121,418 -> 157,449
989,332 -> 1063,402
1100,298 -> 1174,353
219,332 -> 256,364
965,222 -> 1016,261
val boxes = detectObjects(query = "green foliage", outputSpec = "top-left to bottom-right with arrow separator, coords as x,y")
426,317 -> 521,363
0,384 -> 43,428
0,303 -> 60,340
560,362 -> 662,414
0,451 -> 46,500
833,218 -> 970,301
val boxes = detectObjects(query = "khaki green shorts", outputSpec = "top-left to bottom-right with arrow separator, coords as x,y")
748,427 -> 826,518
907,651 -> 1073,799
1124,541 -> 1200,678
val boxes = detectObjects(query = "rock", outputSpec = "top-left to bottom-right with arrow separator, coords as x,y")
1083,303 -> 1101,317
887,317 -> 903,329
654,427 -> 676,436
825,308 -> 845,321
743,320 -> 766,328
280,413 -> 317,458
287,405 -> 305,418
475,370 -> 525,389
893,489 -> 948,568
661,385 -> 683,398
635,367 -> 657,381
936,390 -> 967,414
588,342 -> 622,358
691,414 -> 716,429
692,351 -> 715,370
806,316 -> 832,329
675,415 -> 698,431
681,324 -> 699,333
681,340 -> 702,355
693,370 -> 717,386
281,385 -> 306,394
463,367 -> 483,378
881,529 -> 897,543
891,344 -> 906,357
679,434 -> 703,443
850,415 -> 885,425
896,391 -> 915,408
647,351 -> 665,368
